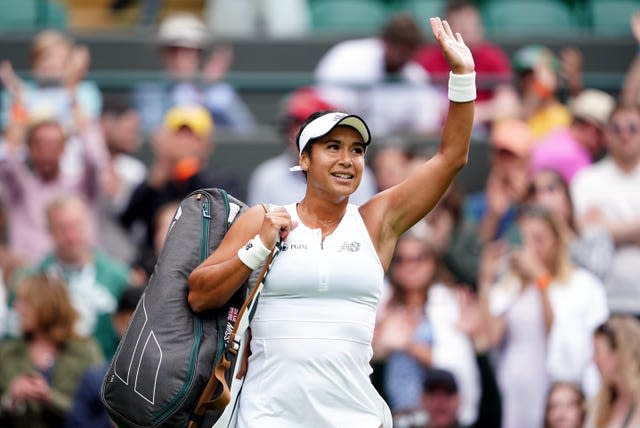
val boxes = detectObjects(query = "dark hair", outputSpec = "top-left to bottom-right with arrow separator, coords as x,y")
380,13 -> 423,48
117,287 -> 144,314
423,368 -> 458,394
102,92 -> 134,116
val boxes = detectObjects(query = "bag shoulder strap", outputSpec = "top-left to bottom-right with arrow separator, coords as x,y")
188,216 -> 280,427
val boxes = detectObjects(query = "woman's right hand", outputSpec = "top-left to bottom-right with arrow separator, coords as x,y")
259,206 -> 296,249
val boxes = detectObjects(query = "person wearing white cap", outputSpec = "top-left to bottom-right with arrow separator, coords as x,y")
131,12 -> 256,135
188,17 -> 475,428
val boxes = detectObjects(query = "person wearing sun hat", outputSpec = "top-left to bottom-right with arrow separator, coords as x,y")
131,12 -> 256,136
188,17 -> 476,427
246,87 -> 377,206
530,88 -> 616,184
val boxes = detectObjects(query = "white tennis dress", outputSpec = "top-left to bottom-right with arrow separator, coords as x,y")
236,203 -> 392,428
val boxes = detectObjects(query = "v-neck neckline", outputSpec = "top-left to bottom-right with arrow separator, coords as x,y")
293,203 -> 348,245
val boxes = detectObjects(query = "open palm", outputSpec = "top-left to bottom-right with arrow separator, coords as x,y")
430,17 -> 475,75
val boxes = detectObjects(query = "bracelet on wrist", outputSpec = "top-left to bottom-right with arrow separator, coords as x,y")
535,272 -> 553,292
237,234 -> 271,270
448,71 -> 477,103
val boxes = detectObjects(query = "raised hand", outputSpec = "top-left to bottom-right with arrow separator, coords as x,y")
430,17 -> 474,75
0,60 -> 25,102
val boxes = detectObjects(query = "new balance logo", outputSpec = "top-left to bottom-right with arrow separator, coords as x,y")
339,242 -> 361,252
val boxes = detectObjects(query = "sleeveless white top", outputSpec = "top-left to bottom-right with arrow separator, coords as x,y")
236,204 -> 392,428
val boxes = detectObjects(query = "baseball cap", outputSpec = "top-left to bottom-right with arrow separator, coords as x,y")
163,105 -> 214,138
512,45 -> 559,74
423,369 -> 458,394
569,89 -> 616,129
290,112 -> 371,171
158,13 -> 209,49
490,118 -> 534,158
282,87 -> 335,123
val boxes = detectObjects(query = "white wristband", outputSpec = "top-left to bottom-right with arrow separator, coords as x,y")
237,234 -> 271,270
448,71 -> 476,103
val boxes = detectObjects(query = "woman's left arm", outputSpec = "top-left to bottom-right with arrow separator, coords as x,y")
362,18 -> 475,267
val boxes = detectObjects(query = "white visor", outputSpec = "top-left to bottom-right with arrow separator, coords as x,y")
289,112 -> 371,172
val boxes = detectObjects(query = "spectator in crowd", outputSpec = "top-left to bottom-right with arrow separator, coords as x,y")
31,194 -> 130,360
373,228 -> 439,412
464,118 -> 533,242
393,285 -> 501,428
97,93 -> 147,265
130,199 -> 181,287
0,29 -> 102,133
571,104 -> 640,315
369,140 -> 414,192
423,183 -> 482,286
421,305 -> 502,428
99,94 -> 146,219
64,286 -> 144,428
0,273 -> 103,428
523,204 -> 608,394
247,87 -> 376,206
414,0 -> 517,134
585,316 -> 640,428
544,382 -> 586,428
530,89 -> 616,184
120,104 -> 237,253
512,44 -> 572,139
527,168 -> 614,282
132,12 -> 256,135
478,209 -> 553,428
0,116 -> 106,264
426,280 -> 480,425
419,364 -> 499,428
481,202 -> 609,426
314,12 -> 446,138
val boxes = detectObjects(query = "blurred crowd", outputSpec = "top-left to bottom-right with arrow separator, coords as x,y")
1,1 -> 640,427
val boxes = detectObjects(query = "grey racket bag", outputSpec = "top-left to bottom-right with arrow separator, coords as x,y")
101,188 -> 248,427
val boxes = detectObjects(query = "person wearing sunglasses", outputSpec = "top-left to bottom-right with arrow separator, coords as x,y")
585,316 -> 640,428
570,104 -> 640,316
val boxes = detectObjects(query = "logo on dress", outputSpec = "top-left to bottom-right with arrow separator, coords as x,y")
280,242 -> 308,251
338,242 -> 361,252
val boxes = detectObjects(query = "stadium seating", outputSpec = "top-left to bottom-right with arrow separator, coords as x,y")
481,0 -> 579,37
395,0 -> 446,33
0,0 -> 67,32
588,0 -> 640,36
309,0 -> 388,35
